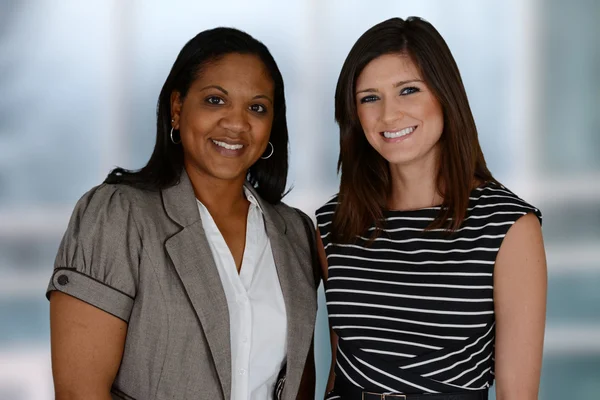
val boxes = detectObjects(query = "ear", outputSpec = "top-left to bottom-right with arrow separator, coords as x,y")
170,91 -> 182,129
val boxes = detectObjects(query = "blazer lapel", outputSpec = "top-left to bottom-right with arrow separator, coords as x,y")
246,184 -> 318,399
162,171 -> 231,399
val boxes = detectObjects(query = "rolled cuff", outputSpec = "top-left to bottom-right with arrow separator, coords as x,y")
46,268 -> 134,322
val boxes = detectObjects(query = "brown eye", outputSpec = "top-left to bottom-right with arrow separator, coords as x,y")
249,104 -> 267,113
206,96 -> 225,105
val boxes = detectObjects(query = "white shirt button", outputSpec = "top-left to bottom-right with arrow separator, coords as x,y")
239,368 -> 247,375
242,336 -> 248,343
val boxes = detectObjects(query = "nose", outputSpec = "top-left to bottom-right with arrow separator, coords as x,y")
381,98 -> 404,125
220,106 -> 251,134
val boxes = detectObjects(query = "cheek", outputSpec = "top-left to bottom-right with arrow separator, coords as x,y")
432,110 -> 444,137
422,101 -> 444,135
179,132 -> 203,161
357,106 -> 379,134
357,108 -> 382,150
181,111 -> 213,138
251,118 -> 274,146
179,117 -> 216,156
180,128 -> 203,152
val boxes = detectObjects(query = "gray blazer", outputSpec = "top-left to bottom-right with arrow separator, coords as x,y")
47,171 -> 319,400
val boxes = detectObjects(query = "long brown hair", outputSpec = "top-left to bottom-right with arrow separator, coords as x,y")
333,17 -> 496,243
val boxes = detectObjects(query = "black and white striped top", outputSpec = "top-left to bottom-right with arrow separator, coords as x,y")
316,182 -> 541,396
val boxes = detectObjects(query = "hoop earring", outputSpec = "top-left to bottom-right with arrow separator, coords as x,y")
170,126 -> 181,145
261,142 -> 274,160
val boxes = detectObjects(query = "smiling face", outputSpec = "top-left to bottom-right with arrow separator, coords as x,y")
171,52 -> 275,184
355,53 -> 444,168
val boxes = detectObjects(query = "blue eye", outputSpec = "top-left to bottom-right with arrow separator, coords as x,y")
359,95 -> 379,104
400,86 -> 420,95
249,104 -> 267,113
206,96 -> 225,105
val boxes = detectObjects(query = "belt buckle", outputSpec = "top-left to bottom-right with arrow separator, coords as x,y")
362,392 -> 407,400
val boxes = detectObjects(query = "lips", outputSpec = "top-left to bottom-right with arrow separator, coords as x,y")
212,139 -> 244,150
210,138 -> 247,157
381,126 -> 417,139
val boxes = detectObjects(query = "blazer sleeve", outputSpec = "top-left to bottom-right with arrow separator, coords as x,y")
46,184 -> 141,322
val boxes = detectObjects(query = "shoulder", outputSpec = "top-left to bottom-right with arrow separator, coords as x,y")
77,182 -> 156,206
73,183 -> 128,217
316,194 -> 339,215
272,200 -> 320,284
272,201 -> 313,234
270,200 -> 317,248
71,183 -> 162,233
66,184 -> 135,240
469,181 -> 542,225
315,194 -> 339,226
106,182 -> 161,205
313,194 -> 339,249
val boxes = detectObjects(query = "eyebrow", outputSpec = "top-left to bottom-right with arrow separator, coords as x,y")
355,79 -> 423,95
200,85 -> 228,94
200,85 -> 273,105
253,94 -> 273,105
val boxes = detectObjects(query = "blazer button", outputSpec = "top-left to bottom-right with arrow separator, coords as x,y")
57,274 -> 69,286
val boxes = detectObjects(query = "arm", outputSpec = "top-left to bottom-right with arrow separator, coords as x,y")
50,292 -> 127,400
48,185 -> 139,399
296,337 -> 316,399
325,328 -> 339,397
494,213 -> 547,399
317,228 -> 338,397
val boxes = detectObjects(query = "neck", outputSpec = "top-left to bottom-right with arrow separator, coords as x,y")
184,164 -> 248,216
388,150 -> 443,211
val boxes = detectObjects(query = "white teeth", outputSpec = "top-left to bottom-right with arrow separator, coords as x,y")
212,139 -> 243,150
383,126 -> 416,139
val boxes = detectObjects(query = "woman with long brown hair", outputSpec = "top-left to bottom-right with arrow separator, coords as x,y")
316,17 -> 546,400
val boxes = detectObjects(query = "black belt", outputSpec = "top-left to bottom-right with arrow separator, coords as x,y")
333,381 -> 488,400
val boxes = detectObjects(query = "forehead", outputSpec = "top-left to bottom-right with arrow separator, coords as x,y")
193,53 -> 274,92
356,53 -> 422,88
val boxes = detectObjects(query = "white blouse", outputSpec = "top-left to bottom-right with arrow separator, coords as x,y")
197,188 -> 287,400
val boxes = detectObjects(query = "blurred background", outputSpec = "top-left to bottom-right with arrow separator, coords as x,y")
0,0 -> 598,398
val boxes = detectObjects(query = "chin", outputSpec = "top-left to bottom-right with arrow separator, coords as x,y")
210,168 -> 247,181
380,144 -> 439,168
379,151 -> 417,166
186,153 -> 253,182
387,159 -> 415,167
